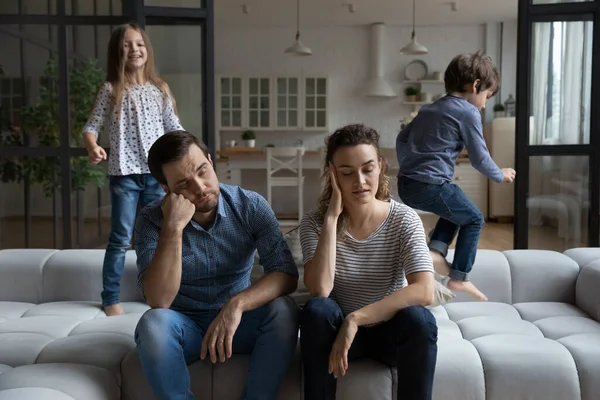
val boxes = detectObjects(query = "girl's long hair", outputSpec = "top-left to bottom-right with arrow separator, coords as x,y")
104,22 -> 177,121
317,124 -> 392,237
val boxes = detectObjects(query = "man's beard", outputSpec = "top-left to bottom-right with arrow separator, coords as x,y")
194,194 -> 219,213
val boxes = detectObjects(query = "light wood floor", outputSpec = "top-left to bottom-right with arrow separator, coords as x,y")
0,215 -> 584,253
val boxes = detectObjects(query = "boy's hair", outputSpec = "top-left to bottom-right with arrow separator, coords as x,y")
148,130 -> 210,185
444,51 -> 500,96
104,22 -> 177,121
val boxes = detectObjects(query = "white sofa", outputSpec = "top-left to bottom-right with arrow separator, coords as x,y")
0,242 -> 600,399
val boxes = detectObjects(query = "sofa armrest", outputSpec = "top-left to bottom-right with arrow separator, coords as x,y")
576,260 -> 600,322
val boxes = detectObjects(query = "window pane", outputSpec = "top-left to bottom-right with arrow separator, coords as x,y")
147,25 -> 203,138
232,78 -> 241,94
278,96 -> 286,108
221,111 -> 229,127
306,111 -> 315,127
67,25 -> 111,148
527,155 -> 588,251
249,111 -> 258,127
530,21 -> 592,145
249,78 -> 258,94
0,25 -> 59,146
277,78 -> 286,94
144,0 -> 203,7
67,0 -> 122,15
277,110 -> 286,127
232,96 -> 241,109
221,78 -> 230,95
69,158 -> 110,248
249,96 -> 258,109
317,111 -> 326,127
232,111 -> 241,127
0,156 -> 64,249
317,78 -> 326,94
260,96 -> 269,109
289,111 -> 298,126
221,97 -> 230,109
289,78 -> 298,94
260,111 -> 269,127
1,0 -> 56,14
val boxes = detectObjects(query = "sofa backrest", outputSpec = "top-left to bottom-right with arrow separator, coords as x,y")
0,249 -> 143,304
0,246 -> 591,306
441,249 -> 580,304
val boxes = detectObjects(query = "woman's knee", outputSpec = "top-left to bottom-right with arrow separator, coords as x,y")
300,297 -> 343,330
393,306 -> 438,343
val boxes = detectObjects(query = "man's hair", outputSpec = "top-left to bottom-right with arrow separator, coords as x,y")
148,130 -> 209,184
444,50 -> 500,96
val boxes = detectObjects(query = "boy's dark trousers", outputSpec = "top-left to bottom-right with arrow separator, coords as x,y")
397,176 -> 485,281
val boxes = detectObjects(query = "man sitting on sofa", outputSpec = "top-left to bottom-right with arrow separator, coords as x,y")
132,130 -> 300,400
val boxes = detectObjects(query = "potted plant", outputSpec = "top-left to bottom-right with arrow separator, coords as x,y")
405,86 -> 419,102
242,130 -> 256,148
493,103 -> 505,119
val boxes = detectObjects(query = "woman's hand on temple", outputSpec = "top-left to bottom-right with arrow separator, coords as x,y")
326,163 -> 343,219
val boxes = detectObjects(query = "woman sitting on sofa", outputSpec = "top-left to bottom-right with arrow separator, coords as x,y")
299,123 -> 439,400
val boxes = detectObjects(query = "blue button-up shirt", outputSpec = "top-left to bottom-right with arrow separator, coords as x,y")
133,183 -> 298,316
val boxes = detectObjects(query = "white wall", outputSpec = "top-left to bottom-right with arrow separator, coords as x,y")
216,24 -> 486,150
500,20 -> 518,103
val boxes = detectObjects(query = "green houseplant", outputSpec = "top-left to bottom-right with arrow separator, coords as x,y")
405,86 -> 419,102
493,103 -> 505,119
242,129 -> 256,148
20,56 -> 106,197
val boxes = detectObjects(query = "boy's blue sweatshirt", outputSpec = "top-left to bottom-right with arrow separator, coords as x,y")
396,94 -> 504,185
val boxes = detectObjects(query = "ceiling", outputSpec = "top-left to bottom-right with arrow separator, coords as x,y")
214,0 -> 519,27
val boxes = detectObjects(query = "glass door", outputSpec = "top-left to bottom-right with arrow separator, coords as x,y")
515,0 -> 600,250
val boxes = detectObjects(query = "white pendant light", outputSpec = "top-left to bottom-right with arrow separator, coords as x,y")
285,0 -> 312,56
400,0 -> 428,55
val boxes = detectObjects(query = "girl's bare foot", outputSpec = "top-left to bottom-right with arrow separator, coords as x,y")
104,303 -> 125,316
430,250 -> 451,276
447,279 -> 488,301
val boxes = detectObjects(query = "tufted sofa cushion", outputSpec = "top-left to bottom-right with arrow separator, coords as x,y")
1,246 -> 600,399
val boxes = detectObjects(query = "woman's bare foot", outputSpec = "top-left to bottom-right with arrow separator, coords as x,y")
104,304 -> 125,316
430,250 -> 451,277
447,279 -> 488,301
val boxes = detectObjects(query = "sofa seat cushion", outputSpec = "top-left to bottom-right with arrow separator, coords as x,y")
0,301 -> 148,378
0,388 -> 76,400
431,301 -> 600,400
558,334 -> 600,400
0,364 -> 119,400
472,334 -> 580,399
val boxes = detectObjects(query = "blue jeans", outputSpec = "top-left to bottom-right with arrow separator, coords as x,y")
300,297 -> 437,400
134,297 -> 299,400
397,176 -> 485,281
101,174 -> 164,307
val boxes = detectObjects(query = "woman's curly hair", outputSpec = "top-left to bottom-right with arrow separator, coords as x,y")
316,124 -> 391,237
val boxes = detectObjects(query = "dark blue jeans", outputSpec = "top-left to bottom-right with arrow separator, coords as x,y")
134,297 -> 299,400
300,297 -> 438,400
101,173 -> 164,307
397,176 -> 485,281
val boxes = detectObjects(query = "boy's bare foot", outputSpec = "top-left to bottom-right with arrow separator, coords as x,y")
430,250 -> 451,276
104,304 -> 125,316
447,279 -> 488,301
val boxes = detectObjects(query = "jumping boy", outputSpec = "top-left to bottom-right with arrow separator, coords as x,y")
395,51 -> 516,301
